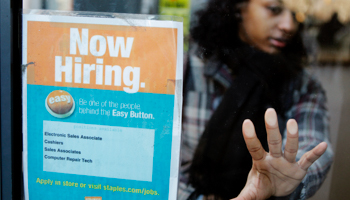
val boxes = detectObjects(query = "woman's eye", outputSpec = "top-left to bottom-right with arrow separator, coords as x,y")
267,6 -> 283,15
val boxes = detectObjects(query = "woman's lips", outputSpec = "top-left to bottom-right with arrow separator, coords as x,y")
270,38 -> 287,48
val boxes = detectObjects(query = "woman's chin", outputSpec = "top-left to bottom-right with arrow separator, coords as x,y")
259,45 -> 281,55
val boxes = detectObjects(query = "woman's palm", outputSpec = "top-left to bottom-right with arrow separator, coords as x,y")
233,109 -> 327,200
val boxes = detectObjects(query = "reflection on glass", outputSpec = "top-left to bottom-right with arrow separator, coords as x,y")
21,0 -> 350,199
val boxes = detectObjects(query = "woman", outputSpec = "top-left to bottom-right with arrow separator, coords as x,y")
178,0 -> 333,199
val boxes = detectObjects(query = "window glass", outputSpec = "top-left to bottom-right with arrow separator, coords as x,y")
22,0 -> 350,200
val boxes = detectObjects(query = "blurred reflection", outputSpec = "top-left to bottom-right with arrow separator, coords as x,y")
300,5 -> 350,200
24,0 -> 73,10
73,0 -> 141,13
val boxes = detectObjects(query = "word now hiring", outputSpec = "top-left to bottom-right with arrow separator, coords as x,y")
55,28 -> 145,93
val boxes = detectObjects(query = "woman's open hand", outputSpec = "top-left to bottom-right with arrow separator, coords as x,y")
232,108 -> 327,200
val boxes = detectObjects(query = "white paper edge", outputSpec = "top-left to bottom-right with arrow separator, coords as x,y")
168,22 -> 183,200
22,13 -> 29,200
22,11 -> 183,200
23,12 -> 182,29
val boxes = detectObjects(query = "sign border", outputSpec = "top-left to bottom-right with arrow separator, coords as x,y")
22,10 -> 183,200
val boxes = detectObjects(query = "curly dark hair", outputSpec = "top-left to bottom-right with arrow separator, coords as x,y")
191,0 -> 307,64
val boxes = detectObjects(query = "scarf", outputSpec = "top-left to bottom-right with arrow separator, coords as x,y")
187,44 -> 302,200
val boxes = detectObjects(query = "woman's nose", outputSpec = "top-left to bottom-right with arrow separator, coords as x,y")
278,11 -> 297,36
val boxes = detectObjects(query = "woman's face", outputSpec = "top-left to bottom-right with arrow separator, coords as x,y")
239,0 -> 299,54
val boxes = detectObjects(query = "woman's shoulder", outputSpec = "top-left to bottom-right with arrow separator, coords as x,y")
286,69 -> 328,117
292,69 -> 327,101
299,69 -> 325,94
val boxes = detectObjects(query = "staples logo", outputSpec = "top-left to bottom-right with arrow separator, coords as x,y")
85,197 -> 102,200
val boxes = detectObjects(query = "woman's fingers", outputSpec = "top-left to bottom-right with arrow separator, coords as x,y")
242,119 -> 265,161
265,108 -> 283,158
284,119 -> 299,163
298,142 -> 328,171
